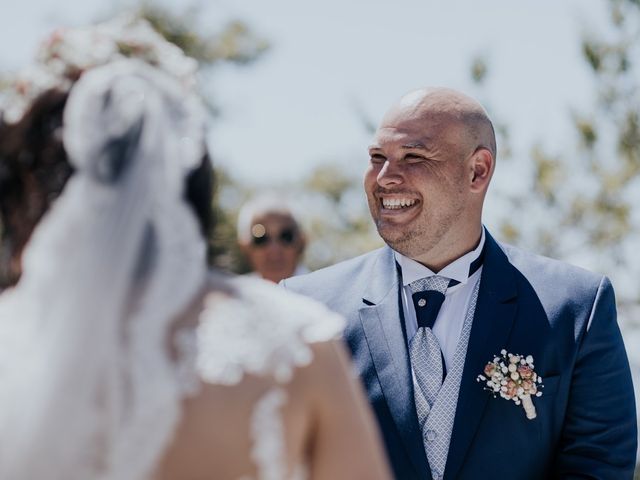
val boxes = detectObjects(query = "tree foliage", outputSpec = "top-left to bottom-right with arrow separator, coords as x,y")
135,4 -> 269,67
480,0 -> 640,308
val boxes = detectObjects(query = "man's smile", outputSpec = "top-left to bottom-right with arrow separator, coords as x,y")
381,197 -> 417,209
377,194 -> 421,218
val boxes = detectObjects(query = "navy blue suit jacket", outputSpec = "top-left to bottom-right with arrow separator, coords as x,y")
282,231 -> 637,479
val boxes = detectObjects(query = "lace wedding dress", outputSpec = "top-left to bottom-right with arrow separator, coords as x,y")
0,58 -> 388,480
157,273 -> 346,480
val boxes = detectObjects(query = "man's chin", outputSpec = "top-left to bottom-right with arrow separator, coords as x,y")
378,227 -> 430,258
378,229 -> 412,251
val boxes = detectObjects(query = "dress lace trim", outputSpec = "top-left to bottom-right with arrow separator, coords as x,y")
249,387 -> 288,480
190,276 -> 345,386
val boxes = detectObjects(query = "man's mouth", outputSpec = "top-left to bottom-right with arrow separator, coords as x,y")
380,197 -> 418,210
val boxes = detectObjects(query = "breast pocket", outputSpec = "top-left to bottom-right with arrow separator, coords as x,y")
534,374 -> 562,443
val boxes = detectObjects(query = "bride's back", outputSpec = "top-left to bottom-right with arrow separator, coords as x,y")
156,274 -> 391,480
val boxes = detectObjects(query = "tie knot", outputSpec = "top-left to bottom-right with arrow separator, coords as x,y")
409,275 -> 451,295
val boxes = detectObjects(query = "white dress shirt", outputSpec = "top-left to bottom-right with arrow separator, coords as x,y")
395,229 -> 485,371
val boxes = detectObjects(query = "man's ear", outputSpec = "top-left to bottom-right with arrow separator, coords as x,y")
469,147 -> 494,193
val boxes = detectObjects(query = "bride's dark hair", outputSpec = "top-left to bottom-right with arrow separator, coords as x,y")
0,88 -> 213,288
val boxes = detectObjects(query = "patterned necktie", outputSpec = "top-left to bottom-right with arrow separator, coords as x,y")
409,275 -> 450,427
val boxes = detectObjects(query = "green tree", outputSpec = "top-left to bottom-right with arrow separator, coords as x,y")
301,164 -> 382,270
136,4 -> 268,67
476,0 -> 639,304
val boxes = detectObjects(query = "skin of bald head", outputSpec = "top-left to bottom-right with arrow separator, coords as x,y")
364,87 -> 496,271
386,87 -> 497,159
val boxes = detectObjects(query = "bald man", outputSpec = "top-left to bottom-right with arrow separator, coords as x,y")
283,88 -> 637,479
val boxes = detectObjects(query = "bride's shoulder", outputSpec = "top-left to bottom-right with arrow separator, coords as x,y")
188,272 -> 345,386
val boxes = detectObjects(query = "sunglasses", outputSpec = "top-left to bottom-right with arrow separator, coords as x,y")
251,227 -> 298,247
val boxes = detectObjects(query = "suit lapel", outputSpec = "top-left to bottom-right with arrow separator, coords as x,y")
358,247 -> 430,477
444,232 -> 518,480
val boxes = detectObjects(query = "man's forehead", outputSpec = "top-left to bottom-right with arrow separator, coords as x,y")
371,116 -> 452,149
370,126 -> 428,148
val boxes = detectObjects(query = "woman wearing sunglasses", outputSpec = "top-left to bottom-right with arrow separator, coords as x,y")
237,195 -> 308,283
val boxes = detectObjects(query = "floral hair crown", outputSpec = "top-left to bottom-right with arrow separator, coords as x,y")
0,15 -> 198,124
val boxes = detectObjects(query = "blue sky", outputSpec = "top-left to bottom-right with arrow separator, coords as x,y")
1,0 -> 607,184
206,0 -> 607,183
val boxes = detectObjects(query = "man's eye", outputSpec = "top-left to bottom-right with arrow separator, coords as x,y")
405,154 -> 426,163
370,154 -> 386,164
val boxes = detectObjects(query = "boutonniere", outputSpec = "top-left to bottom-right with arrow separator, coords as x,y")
476,349 -> 543,420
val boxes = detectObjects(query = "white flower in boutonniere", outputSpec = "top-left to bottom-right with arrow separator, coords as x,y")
476,349 -> 543,420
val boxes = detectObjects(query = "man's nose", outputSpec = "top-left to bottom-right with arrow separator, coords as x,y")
377,160 -> 403,188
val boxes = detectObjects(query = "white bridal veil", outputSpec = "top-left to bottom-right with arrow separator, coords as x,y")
0,59 -> 207,479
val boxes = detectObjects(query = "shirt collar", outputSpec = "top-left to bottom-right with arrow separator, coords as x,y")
395,228 -> 486,287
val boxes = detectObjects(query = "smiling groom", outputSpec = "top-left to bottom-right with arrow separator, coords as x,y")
282,87 -> 637,479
